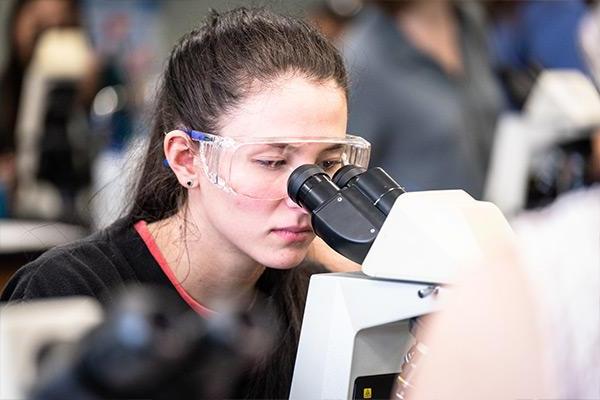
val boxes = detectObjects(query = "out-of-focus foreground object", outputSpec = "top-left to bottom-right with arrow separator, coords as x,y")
408,185 -> 600,400
1,286 -> 274,400
0,297 -> 103,399
407,250 -> 553,400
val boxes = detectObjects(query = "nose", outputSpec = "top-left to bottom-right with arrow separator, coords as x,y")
284,195 -> 309,214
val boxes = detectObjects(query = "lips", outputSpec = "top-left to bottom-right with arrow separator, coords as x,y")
271,226 -> 314,242
275,226 -> 313,233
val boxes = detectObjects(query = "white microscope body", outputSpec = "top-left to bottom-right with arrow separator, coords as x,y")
290,190 -> 515,400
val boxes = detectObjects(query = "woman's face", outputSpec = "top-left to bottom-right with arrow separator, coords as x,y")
189,76 -> 347,269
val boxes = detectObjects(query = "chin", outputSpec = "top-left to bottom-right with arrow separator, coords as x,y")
261,248 -> 309,270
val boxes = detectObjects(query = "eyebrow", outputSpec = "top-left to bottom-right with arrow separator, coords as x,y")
321,144 -> 344,152
265,144 -> 287,150
260,143 -> 345,152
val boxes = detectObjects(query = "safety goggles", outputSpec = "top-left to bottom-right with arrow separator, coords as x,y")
185,130 -> 371,200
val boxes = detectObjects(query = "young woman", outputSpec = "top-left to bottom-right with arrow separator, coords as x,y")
1,7 -> 369,398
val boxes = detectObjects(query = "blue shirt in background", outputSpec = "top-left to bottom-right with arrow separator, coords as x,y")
490,0 -> 589,73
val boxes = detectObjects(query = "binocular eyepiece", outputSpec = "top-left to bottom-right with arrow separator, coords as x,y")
287,164 -> 405,263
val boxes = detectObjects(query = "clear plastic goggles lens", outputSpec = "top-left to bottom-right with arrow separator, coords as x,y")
194,135 -> 370,200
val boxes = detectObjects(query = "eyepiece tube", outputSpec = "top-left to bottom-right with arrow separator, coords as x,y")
287,164 -> 340,212
287,164 -> 388,264
333,166 -> 405,216
332,165 -> 366,188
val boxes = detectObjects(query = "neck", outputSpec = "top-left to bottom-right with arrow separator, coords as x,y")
148,210 -> 265,312
399,0 -> 452,23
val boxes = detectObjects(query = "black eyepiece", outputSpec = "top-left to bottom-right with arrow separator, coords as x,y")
287,164 -> 402,264
287,164 -> 340,212
332,165 -> 366,188
333,167 -> 404,216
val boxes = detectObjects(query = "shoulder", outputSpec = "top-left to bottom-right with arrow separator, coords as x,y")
1,219 -> 140,303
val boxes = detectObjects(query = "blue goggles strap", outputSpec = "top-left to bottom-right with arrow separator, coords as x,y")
185,129 -> 211,141
163,129 -> 212,167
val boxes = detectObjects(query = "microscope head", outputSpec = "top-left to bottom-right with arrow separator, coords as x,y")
288,165 -> 515,284
288,164 -> 404,264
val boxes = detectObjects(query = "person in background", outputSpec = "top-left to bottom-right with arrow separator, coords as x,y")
1,7 -> 366,397
0,0 -> 81,217
341,0 -> 504,198
306,0 -> 362,45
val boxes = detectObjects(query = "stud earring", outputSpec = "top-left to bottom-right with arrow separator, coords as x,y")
186,180 -> 193,187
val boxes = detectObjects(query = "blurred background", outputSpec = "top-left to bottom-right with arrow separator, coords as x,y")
0,0 -> 599,285
0,2 -> 598,398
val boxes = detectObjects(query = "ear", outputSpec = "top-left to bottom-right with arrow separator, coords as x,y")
164,130 -> 199,188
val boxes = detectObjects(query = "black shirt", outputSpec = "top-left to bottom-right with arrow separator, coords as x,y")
1,218 -> 324,398
1,218 -> 177,303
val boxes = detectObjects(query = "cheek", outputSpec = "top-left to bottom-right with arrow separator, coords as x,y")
210,193 -> 276,234
230,196 -> 277,224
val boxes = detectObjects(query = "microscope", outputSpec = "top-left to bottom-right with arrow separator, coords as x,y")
14,27 -> 93,223
484,70 -> 600,215
287,165 -> 515,400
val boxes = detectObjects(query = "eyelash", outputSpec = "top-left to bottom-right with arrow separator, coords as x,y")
319,159 -> 342,170
253,158 -> 343,170
255,159 -> 286,169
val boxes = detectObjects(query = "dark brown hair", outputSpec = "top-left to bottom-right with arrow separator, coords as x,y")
126,7 -> 347,398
